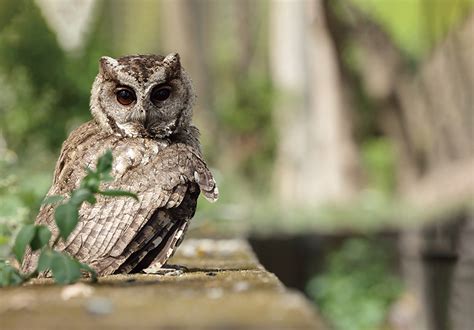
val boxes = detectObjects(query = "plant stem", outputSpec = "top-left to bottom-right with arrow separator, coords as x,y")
21,270 -> 38,282
51,235 -> 61,249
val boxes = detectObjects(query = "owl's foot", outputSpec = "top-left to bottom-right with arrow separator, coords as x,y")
143,264 -> 188,276
164,264 -> 189,272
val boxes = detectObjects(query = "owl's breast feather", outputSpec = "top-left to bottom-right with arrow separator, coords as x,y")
111,138 -> 169,178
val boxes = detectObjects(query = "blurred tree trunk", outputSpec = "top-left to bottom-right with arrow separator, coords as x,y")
111,0 -> 161,55
159,0 -> 215,140
216,0 -> 268,173
329,4 -> 474,328
34,0 -> 97,53
334,4 -> 474,209
270,0 -> 360,208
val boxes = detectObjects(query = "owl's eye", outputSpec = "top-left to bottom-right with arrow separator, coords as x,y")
151,86 -> 172,104
116,88 -> 136,106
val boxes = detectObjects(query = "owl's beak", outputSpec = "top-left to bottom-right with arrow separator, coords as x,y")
144,120 -> 177,138
161,122 -> 176,137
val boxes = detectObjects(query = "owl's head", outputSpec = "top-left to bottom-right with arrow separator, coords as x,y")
90,53 -> 195,138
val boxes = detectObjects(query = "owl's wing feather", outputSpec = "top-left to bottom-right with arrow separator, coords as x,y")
112,209 -> 191,274
21,121 -> 218,276
21,121 -> 107,273
60,142 -> 216,275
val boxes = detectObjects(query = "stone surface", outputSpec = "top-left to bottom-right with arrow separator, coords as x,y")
0,239 -> 325,329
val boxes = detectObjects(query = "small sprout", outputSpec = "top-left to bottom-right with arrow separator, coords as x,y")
2,150 -> 135,287
55,203 -> 79,241
96,149 -> 113,174
30,225 -> 52,250
13,225 -> 36,263
0,260 -> 24,287
50,252 -> 82,284
70,188 -> 95,206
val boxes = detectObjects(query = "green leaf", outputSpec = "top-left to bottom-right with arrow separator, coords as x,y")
13,224 -> 36,263
55,203 -> 79,241
77,261 -> 98,283
101,173 -> 114,182
42,195 -> 65,205
0,261 -> 24,287
38,251 -> 97,283
30,225 -> 52,250
70,188 -> 94,206
50,252 -> 81,284
81,172 -> 100,192
99,189 -> 138,201
37,248 -> 54,272
87,195 -> 97,204
96,150 -> 113,174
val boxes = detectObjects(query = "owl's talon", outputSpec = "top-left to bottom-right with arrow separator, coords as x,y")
145,267 -> 184,276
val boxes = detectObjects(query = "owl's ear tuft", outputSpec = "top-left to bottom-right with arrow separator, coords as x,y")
163,53 -> 181,74
99,56 -> 119,78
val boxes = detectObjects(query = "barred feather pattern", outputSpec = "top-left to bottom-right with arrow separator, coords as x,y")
21,120 -> 218,276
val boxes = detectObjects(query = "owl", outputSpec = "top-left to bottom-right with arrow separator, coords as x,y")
21,53 -> 218,276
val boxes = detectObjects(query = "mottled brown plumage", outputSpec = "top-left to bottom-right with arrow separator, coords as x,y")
21,53 -> 218,276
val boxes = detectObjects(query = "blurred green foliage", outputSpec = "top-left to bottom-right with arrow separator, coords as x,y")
0,0 -> 113,151
215,70 -> 275,188
0,153 -> 27,255
307,238 -> 402,330
362,138 -> 396,195
352,0 -> 474,59
0,0 -> 113,253
1,150 -> 136,287
211,8 -> 276,192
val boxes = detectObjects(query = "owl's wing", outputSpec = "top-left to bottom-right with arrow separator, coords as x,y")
58,143 -> 217,275
20,121 -> 108,273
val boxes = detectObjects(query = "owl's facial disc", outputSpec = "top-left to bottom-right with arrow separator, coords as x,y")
91,53 -> 194,139
143,83 -> 180,138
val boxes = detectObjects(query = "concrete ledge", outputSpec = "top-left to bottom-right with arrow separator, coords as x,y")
0,239 -> 325,329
